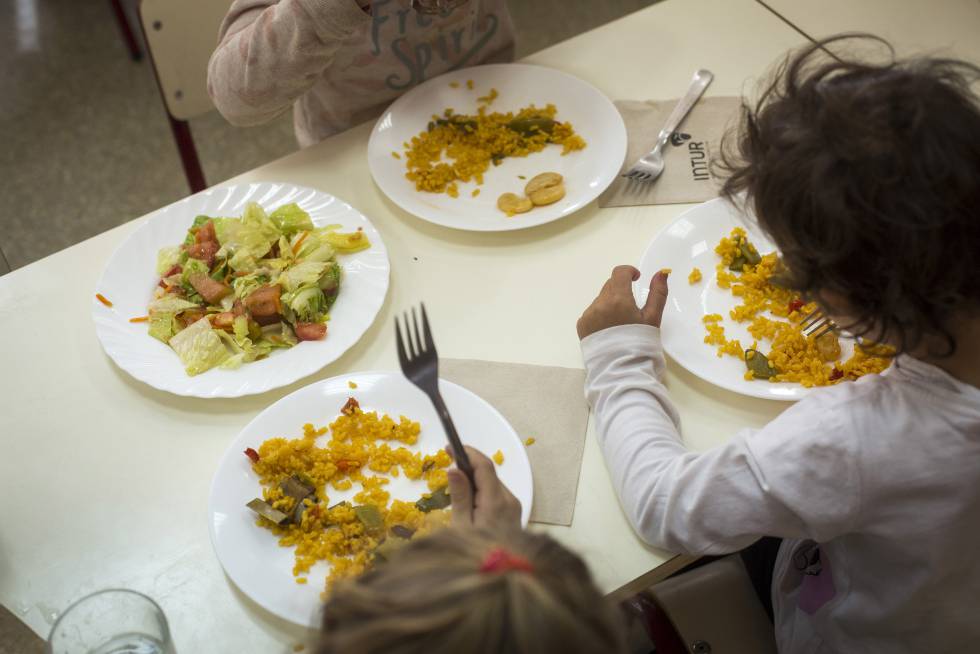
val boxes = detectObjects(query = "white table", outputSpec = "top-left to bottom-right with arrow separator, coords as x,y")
760,0 -> 980,62
0,1 -> 807,650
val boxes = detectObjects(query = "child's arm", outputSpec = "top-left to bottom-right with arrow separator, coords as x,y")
579,267 -> 861,554
207,0 -> 371,127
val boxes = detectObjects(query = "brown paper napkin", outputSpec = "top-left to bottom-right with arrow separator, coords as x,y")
441,359 -> 588,526
599,96 -> 743,207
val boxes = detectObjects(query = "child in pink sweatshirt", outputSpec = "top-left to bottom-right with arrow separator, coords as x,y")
208,0 -> 515,147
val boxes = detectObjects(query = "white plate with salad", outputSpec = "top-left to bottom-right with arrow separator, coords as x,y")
93,182 -> 390,398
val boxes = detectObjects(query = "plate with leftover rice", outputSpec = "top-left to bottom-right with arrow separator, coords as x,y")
208,371 -> 533,627
368,64 -> 627,232
635,198 -> 892,401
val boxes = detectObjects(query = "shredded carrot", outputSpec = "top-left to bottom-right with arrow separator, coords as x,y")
95,293 -> 113,307
292,231 -> 310,255
129,316 -> 149,323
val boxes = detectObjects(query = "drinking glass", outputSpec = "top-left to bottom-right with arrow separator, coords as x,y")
46,589 -> 175,654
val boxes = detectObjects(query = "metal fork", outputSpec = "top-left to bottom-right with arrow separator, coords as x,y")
622,69 -> 714,182
801,310 -> 835,339
395,304 -> 477,499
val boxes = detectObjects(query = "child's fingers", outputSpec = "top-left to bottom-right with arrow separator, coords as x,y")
447,469 -> 474,524
469,451 -> 504,498
642,270 -> 669,327
447,445 -> 500,501
609,265 -> 641,294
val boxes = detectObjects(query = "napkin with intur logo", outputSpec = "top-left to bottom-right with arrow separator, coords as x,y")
599,96 -> 742,208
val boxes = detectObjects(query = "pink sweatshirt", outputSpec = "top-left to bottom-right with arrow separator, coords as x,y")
207,0 -> 516,147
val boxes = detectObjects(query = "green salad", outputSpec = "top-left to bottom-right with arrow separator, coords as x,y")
147,202 -> 370,376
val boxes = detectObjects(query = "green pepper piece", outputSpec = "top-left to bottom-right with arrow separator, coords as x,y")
415,486 -> 451,513
507,117 -> 557,137
354,505 -> 384,531
728,254 -> 748,272
739,240 -> 762,266
390,524 -> 416,539
745,349 -> 778,379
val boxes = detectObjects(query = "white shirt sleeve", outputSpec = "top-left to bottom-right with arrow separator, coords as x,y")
581,324 -> 863,555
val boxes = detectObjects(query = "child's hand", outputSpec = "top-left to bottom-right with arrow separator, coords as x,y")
447,446 -> 522,530
576,265 -> 669,339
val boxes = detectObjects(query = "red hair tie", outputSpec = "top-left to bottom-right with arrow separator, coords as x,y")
480,547 -> 534,574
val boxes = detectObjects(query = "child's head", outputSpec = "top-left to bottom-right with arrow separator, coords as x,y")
317,525 -> 628,654
719,35 -> 980,357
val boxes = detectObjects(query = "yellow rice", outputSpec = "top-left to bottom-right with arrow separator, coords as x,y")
689,267 -> 703,284
705,228 -> 892,387
249,401 -> 452,594
402,103 -> 586,195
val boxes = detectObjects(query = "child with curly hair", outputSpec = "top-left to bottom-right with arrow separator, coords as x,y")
577,35 -> 980,653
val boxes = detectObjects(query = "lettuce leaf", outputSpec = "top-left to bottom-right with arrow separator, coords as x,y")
168,317 -> 231,376
269,203 -> 314,237
319,261 -> 342,294
257,323 -> 297,350
213,203 -> 280,273
181,257 -> 210,284
216,326 -> 273,370
322,229 -> 371,254
148,295 -> 200,315
183,215 -> 213,246
232,272 -> 270,302
148,312 -> 179,343
279,260 -> 327,293
156,246 -> 183,276
232,315 -> 250,343
283,285 -> 327,323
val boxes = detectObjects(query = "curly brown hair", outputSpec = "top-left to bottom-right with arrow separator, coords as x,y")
317,526 -> 628,654
717,34 -> 980,356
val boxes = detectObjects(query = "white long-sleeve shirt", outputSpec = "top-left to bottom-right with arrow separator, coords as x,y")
582,324 -> 980,654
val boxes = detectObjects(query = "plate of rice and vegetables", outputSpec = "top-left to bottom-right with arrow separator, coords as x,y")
367,64 -> 627,231
93,182 -> 390,398
636,198 -> 892,401
208,372 -> 533,628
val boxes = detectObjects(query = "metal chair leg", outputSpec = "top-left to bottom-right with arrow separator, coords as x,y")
624,592 -> 689,654
109,0 -> 143,61
168,115 -> 207,194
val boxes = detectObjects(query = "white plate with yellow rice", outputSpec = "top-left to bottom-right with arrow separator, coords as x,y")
93,182 -> 390,398
208,371 -> 533,628
367,64 -> 627,232
635,199 -> 890,401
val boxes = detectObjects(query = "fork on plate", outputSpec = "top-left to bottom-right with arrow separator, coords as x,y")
801,310 -> 835,339
395,304 -> 477,501
621,69 -> 714,182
